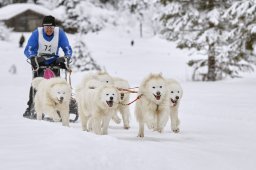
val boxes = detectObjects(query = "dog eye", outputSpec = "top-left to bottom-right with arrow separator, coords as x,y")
57,92 -> 61,94
171,91 -> 173,93
178,91 -> 179,93
112,94 -> 115,96
152,86 -> 155,89
160,86 -> 162,88
106,81 -> 109,83
106,94 -> 109,96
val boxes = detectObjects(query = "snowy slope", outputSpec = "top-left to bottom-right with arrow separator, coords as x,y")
0,29 -> 256,170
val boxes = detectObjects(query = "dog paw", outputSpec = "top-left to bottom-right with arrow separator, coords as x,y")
37,116 -> 42,120
158,128 -> 163,133
82,126 -> 87,131
52,115 -> 61,122
146,121 -> 155,129
101,131 -> 108,135
123,122 -> 130,129
137,133 -> 144,138
124,125 -> 130,129
172,128 -> 180,133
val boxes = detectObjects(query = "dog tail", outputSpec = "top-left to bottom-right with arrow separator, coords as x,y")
31,77 -> 44,90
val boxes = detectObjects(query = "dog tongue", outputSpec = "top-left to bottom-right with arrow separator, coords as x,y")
155,95 -> 161,100
106,101 -> 113,107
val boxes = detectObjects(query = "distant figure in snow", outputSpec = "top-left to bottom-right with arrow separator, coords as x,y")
19,34 -> 25,48
9,64 -> 17,74
131,40 -> 134,46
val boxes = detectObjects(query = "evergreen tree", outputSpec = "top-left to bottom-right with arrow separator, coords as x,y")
36,0 -> 59,9
160,0 -> 254,81
120,0 -> 150,37
222,0 -> 256,72
59,0 -> 115,72
0,22 -> 12,41
59,0 -> 80,33
71,34 -> 101,72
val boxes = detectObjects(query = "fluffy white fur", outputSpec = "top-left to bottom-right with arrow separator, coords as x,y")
112,77 -> 131,129
135,73 -> 170,137
76,71 -> 114,92
166,79 -> 183,133
32,77 -> 72,126
76,84 -> 119,135
76,72 -> 120,135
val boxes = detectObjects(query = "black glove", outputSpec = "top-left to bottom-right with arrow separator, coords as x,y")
56,56 -> 71,65
56,57 -> 66,64
37,56 -> 45,64
30,57 -> 38,69
56,57 -> 71,69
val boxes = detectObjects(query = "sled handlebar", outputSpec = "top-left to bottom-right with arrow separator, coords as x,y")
27,57 -> 72,72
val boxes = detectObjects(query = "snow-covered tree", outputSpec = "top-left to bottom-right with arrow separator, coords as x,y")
59,0 -> 80,33
71,34 -> 101,72
36,0 -> 59,9
120,0 -> 150,37
59,0 -> 115,34
0,22 -> 12,41
99,0 -> 119,8
160,0 -> 255,81
223,0 -> 256,60
59,0 -> 115,72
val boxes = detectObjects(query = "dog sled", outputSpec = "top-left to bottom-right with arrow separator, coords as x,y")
26,56 -> 79,123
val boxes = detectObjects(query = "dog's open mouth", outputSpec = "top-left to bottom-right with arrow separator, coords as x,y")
171,99 -> 178,105
154,94 -> 161,100
58,98 -> 64,104
120,93 -> 124,100
106,101 -> 114,107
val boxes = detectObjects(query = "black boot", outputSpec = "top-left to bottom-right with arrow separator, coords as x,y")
23,107 -> 31,118
23,86 -> 36,119
23,104 -> 37,119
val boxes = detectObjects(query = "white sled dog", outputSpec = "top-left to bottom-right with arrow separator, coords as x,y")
166,79 -> 183,133
135,73 -> 170,137
112,77 -> 131,129
76,71 -> 114,92
76,71 -> 120,135
32,77 -> 72,126
76,83 -> 119,135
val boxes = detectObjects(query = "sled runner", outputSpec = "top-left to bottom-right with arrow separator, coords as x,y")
27,56 -> 79,123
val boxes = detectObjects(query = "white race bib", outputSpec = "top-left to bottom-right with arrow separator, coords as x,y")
37,27 -> 59,56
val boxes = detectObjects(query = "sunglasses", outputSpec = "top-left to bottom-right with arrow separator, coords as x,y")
43,26 -> 55,30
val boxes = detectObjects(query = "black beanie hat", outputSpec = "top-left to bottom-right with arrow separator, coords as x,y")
42,15 -> 56,26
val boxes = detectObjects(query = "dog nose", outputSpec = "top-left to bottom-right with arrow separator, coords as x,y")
60,97 -> 64,101
176,96 -> 179,100
156,91 -> 161,96
110,97 -> 113,101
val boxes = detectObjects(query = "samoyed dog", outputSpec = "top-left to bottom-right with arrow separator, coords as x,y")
166,79 -> 183,133
76,84 -> 119,135
112,77 -> 131,129
76,71 -> 114,92
76,71 -> 114,131
32,77 -> 72,126
135,73 -> 170,137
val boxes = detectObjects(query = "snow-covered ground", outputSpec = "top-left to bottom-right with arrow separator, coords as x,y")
0,28 -> 256,170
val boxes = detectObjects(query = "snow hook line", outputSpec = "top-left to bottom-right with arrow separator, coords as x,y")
118,94 -> 143,106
